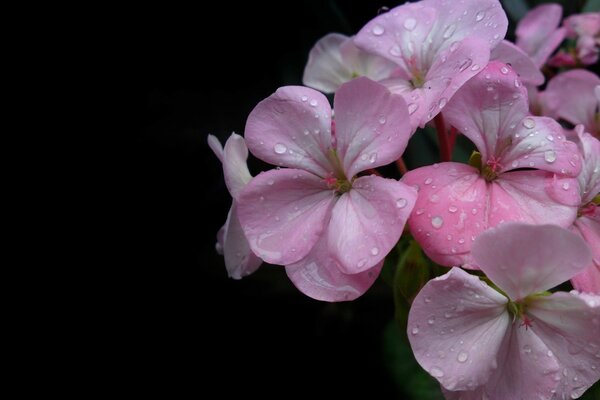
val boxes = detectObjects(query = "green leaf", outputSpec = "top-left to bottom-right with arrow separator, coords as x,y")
583,0 -> 600,12
394,239 -> 430,304
501,0 -> 530,21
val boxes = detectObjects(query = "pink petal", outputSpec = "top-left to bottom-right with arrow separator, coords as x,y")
328,175 -> 417,274
339,37 -> 398,82
244,86 -> 335,177
285,231 -> 382,302
564,12 -> 600,38
302,33 -> 353,94
571,213 -> 600,294
407,267 -> 510,391
222,202 -> 262,280
443,61 -> 528,164
571,126 -> 600,203
237,168 -> 336,265
223,133 -> 253,199
492,171 -> 581,228
403,163 -> 488,267
333,77 -> 412,177
207,134 -> 224,162
543,69 -> 600,135
499,116 -> 581,177
527,291 -> 600,399
472,223 -> 592,300
490,40 -> 544,86
516,4 -> 566,68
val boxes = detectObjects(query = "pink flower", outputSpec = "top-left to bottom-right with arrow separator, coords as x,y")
550,12 -> 600,67
542,69 -> 600,137
490,40 -> 544,86
237,77 -> 417,301
408,223 -> 599,399
564,12 -> 600,39
515,4 -> 567,68
569,126 -> 600,294
403,62 -> 582,267
354,0 -> 508,128
208,134 -> 263,279
302,33 -> 397,94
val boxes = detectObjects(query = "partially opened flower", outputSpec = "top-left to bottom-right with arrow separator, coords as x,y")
408,223 -> 599,399
541,69 -> 600,137
237,77 -> 417,301
568,126 -> 600,294
208,134 -> 263,279
302,33 -> 397,94
515,4 -> 566,68
354,0 -> 508,128
403,61 -> 582,267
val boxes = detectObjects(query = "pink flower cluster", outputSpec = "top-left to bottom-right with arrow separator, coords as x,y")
209,0 -> 599,398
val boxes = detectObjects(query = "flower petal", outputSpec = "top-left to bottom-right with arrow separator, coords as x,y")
333,77 -> 412,177
207,134 -> 224,162
543,69 -> 600,135
499,116 -> 581,177
237,168 -> 336,265
490,40 -> 544,86
571,126 -> 600,204
302,33 -> 352,94
403,163 -> 488,267
408,267 -> 510,391
223,133 -> 253,199
285,231 -> 382,302
527,291 -> 600,399
472,223 -> 592,300
571,213 -> 600,294
516,4 -> 566,67
244,86 -> 334,177
444,61 -> 528,164
222,202 -> 262,279
328,175 -> 417,274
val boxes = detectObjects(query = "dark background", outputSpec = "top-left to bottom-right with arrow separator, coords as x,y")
137,0 -> 595,397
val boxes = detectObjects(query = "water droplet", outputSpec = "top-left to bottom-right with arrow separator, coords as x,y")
457,351 -> 469,363
562,182 -> 570,190
523,118 -> 535,129
424,177 -> 433,185
428,317 -> 435,325
544,150 -> 556,163
470,64 -> 480,71
372,24 -> 385,35
431,216 -> 444,229
267,179 -> 274,186
475,10 -> 485,21
274,143 -> 287,154
416,209 -> 425,215
563,368 -> 568,377
303,129 -> 310,135
444,311 -> 452,318
448,205 -> 458,213
458,238 -> 465,244
378,115 -> 386,124
389,45 -> 402,57
449,41 -> 460,52
500,66 -> 509,75
357,258 -> 367,268
438,97 -> 448,109
396,198 -> 408,208
529,161 -> 535,167
259,196 -> 265,201
369,152 -> 377,163
408,103 -> 418,115
523,345 -> 532,354
459,58 -> 472,72
514,78 -> 521,88
371,247 -> 380,256
493,33 -> 500,40
443,24 -> 456,39
411,327 -> 419,335
403,17 -> 417,30
471,208 -> 478,215
430,366 -> 445,378
547,350 -> 553,357
511,160 -> 519,168
447,234 -> 452,241
309,99 -> 318,107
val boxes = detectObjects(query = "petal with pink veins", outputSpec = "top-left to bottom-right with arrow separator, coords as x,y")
286,228 -> 383,302
516,4 -> 566,68
222,202 -> 263,280
408,267 -> 510,391
571,127 -> 600,204
333,77 -> 412,177
403,163 -> 488,267
223,133 -> 253,199
244,86 -> 335,177
328,175 -> 417,274
472,223 -> 592,300
571,213 -> 600,294
237,168 -> 336,265
527,291 -> 600,399
490,40 -> 544,86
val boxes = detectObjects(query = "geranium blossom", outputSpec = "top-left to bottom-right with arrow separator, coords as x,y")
569,126 -> 600,294
408,223 -> 600,399
302,33 -> 397,93
551,12 -> 600,66
403,61 -> 581,267
237,77 -> 417,301
208,134 -> 262,279
354,0 -> 508,128
515,4 -> 566,68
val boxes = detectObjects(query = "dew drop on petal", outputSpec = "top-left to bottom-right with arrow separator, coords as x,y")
511,160 -> 519,168
309,99 -> 318,107
357,258 -> 367,268
267,179 -> 274,186
470,64 -> 480,71
372,24 -> 385,35
475,10 -> 485,21
523,345 -> 532,354
457,351 -> 469,363
438,98 -> 448,109
459,58 -> 472,72
431,216 -> 444,229
379,115 -> 386,124
424,177 -> 433,185
428,317 -> 435,325
403,17 -> 417,31
448,205 -> 458,213
443,24 -> 456,39
411,327 -> 419,335
389,45 -> 402,57
371,247 -> 380,256
408,103 -> 419,115
430,366 -> 445,378
274,143 -> 287,154
424,296 -> 431,303
369,152 -> 378,163
500,66 -> 509,75
544,150 -> 556,163
301,95 -> 308,102
396,198 -> 408,208
303,129 -> 310,135
523,118 -> 535,129
449,41 -> 460,52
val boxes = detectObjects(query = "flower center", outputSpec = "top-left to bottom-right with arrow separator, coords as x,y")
325,149 -> 352,195
578,199 -> 598,218
469,151 -> 500,182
